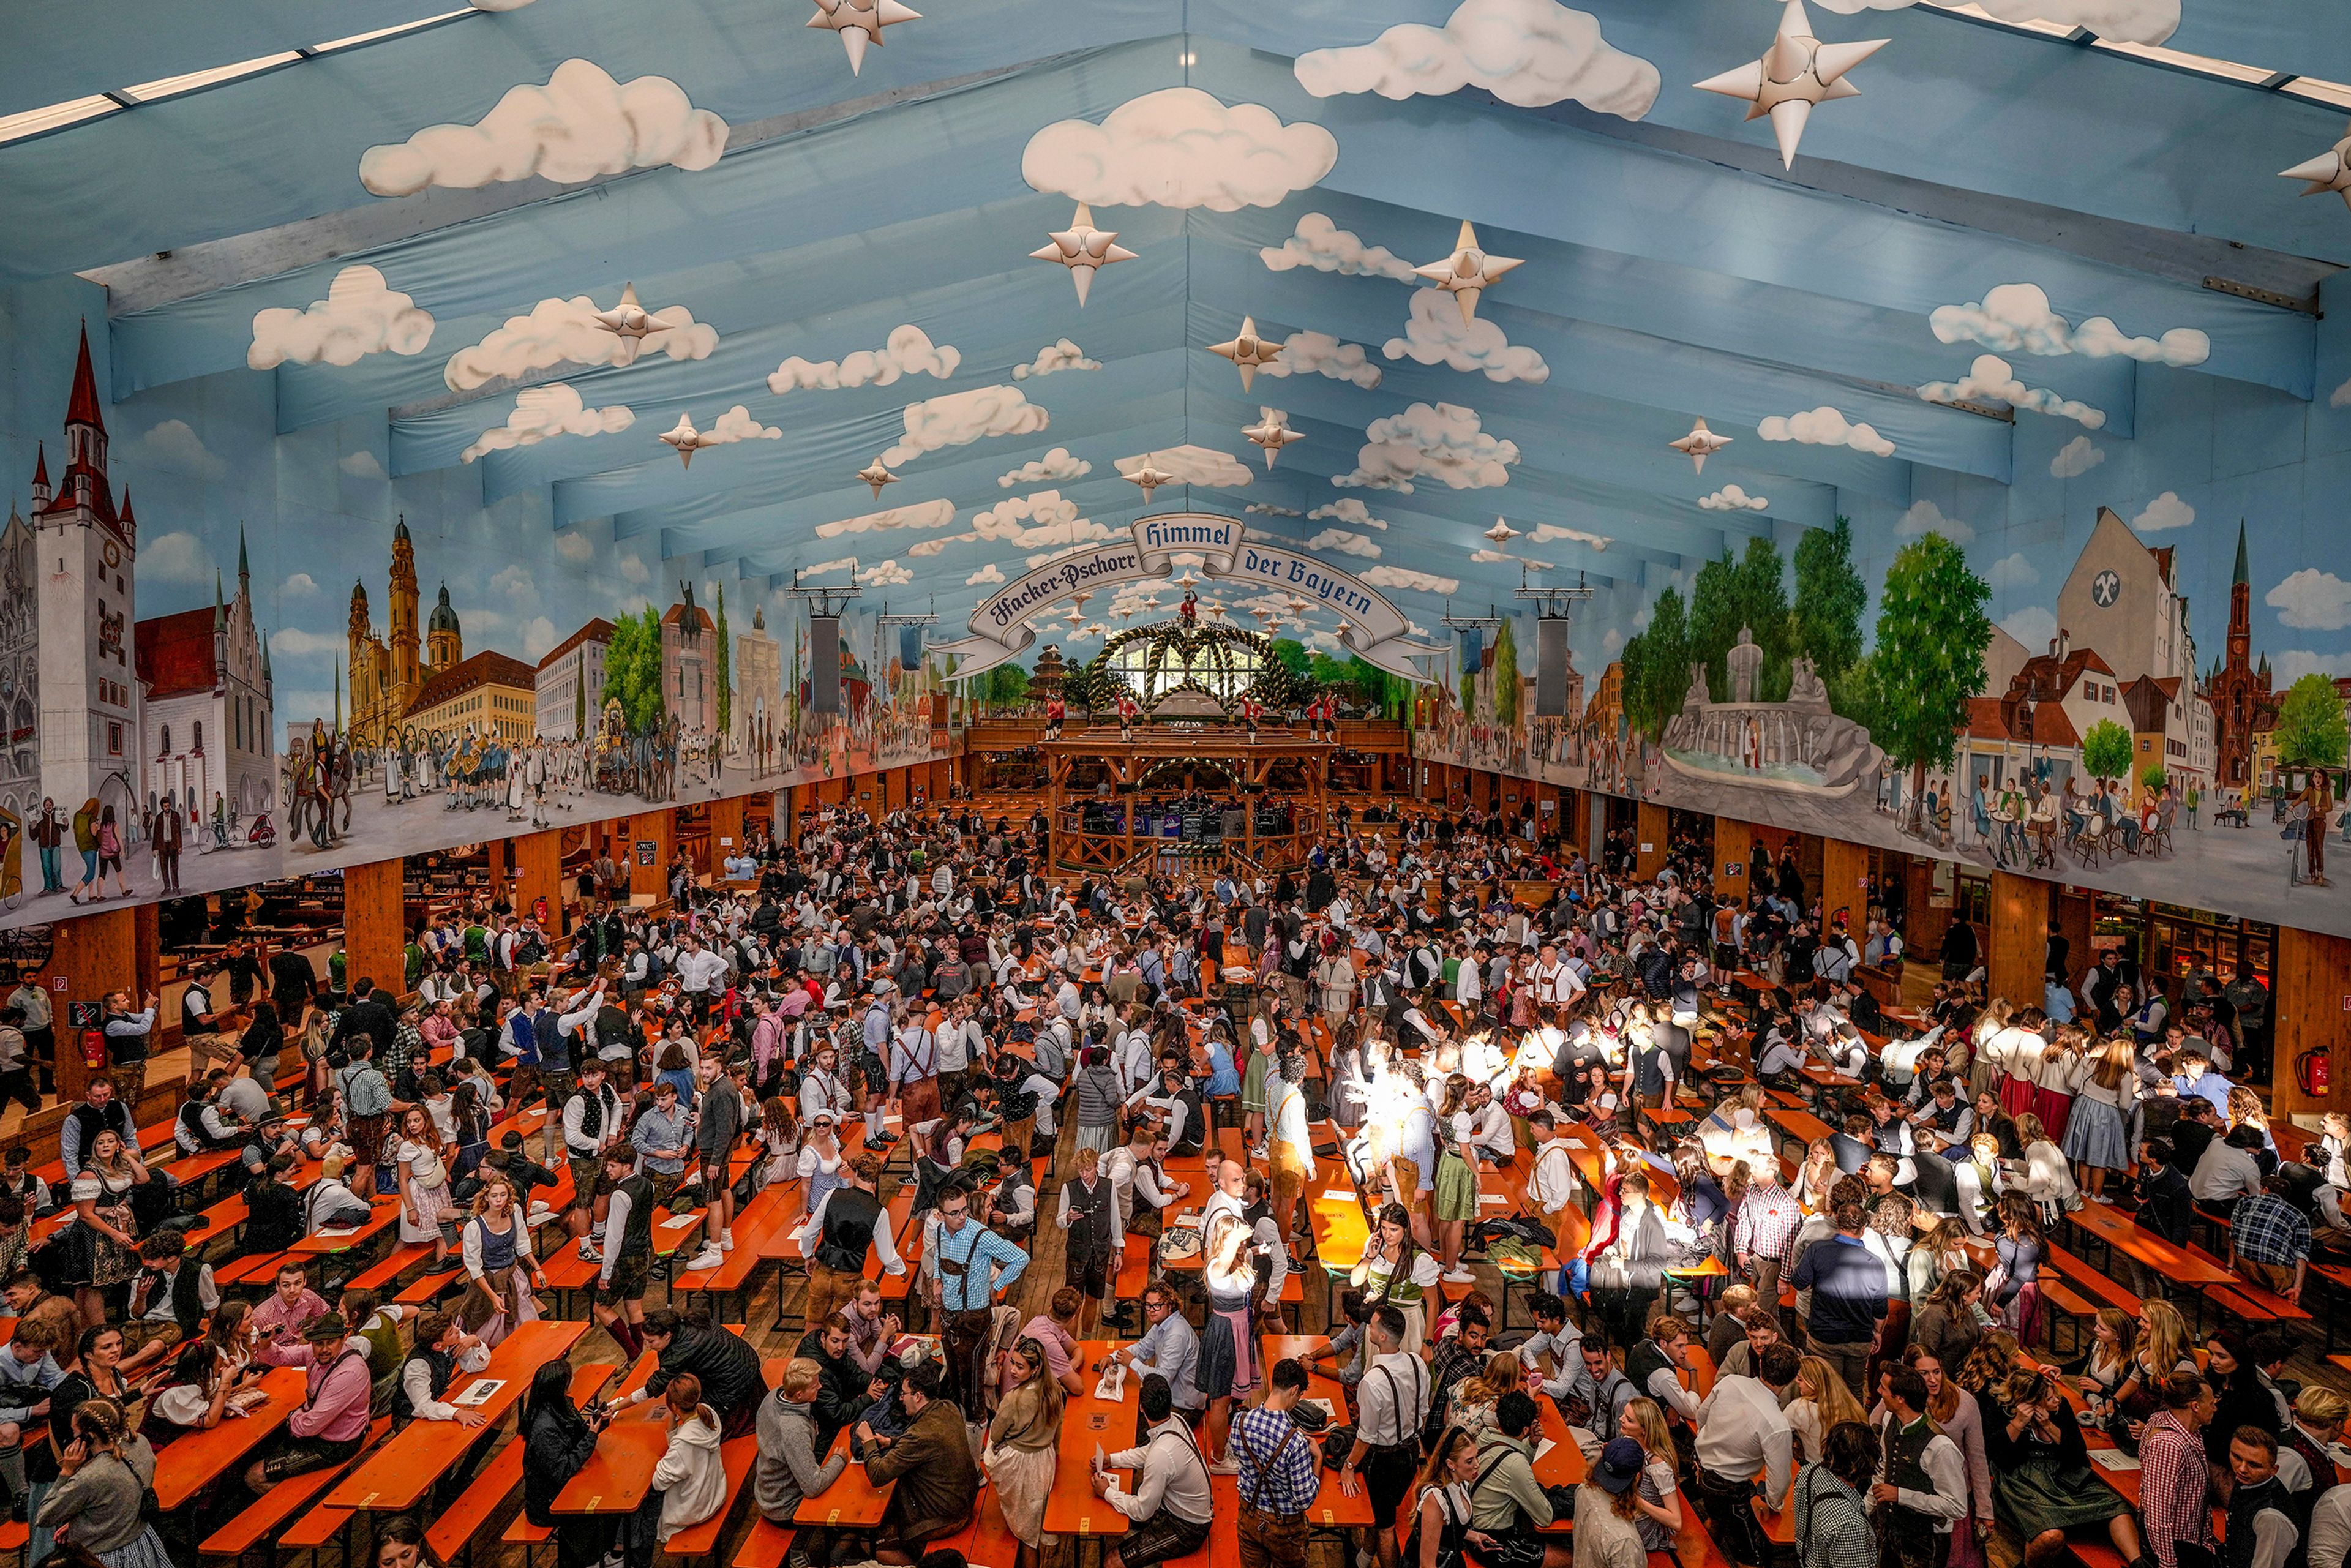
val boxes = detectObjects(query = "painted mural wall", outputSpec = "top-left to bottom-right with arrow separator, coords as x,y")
0,277 -> 956,929
1418,268 -> 2351,940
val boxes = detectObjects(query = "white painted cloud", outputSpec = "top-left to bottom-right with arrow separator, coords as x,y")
767,324 -> 960,396
2050,434 -> 2105,479
2330,376 -> 2351,409
857,561 -> 914,587
1894,498 -> 1973,544
1117,446 -> 1253,487
1362,565 -> 1461,595
1245,503 -> 1303,517
133,419 -> 227,480
249,265 -> 435,369
1530,523 -> 1610,550
1813,0 -> 2175,44
489,563 -> 536,599
283,572 -> 320,597
1011,338 -> 1100,380
1259,213 -> 1417,282
1918,353 -> 2105,427
555,531 -> 596,564
1257,331 -> 1383,389
1308,528 -> 1383,558
1335,401 -> 1520,492
1984,552 -> 2040,591
2000,606 -> 2059,652
699,405 -> 783,446
339,449 -> 386,480
1757,405 -> 1896,458
1601,627 -> 1623,654
1698,485 -> 1768,512
1021,86 -> 1337,211
999,448 -> 1090,487
1310,499 -> 1391,530
460,383 -> 634,462
2267,568 -> 2351,631
1469,548 -> 1554,569
360,59 -> 728,196
142,531 -> 212,587
1928,282 -> 2208,367
801,557 -> 860,579
881,386 -> 1048,467
1295,0 -> 1660,119
970,490 -> 1085,542
444,293 -> 718,389
2130,491 -> 2195,533
2272,650 -> 2348,685
1382,289 -> 1548,383
618,553 -> 651,585
814,498 -> 959,539
967,564 -> 1007,587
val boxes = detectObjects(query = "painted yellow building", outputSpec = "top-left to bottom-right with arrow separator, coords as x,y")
403,649 -> 537,743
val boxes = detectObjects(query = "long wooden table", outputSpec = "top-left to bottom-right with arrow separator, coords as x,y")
2066,1199 -> 2236,1288
1044,1340 -> 1138,1540
154,1364 -> 307,1509
795,1428 -> 896,1529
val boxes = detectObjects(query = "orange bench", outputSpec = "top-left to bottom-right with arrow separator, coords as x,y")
198,1446 -> 362,1563
663,1434 -> 759,1568
425,1364 -> 617,1568
734,1519 -> 795,1568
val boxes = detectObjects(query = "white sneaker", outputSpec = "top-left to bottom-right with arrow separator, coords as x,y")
686,1247 -> 726,1271
577,1238 -> 601,1262
720,1231 -> 736,1252
1442,1268 -> 1478,1285
1205,1457 -> 1240,1476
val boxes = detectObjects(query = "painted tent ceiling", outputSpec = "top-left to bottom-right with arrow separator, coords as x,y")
9,0 -> 2351,650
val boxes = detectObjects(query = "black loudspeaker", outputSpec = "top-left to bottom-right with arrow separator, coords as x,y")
1535,617 -> 1569,717
811,616 -> 841,713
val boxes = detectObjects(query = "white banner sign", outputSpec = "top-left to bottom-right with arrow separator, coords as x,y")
928,512 -> 1444,680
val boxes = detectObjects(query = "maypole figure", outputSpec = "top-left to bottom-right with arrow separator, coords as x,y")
1178,588 -> 1199,628
1239,691 -> 1262,741
1116,687 -> 1140,743
1045,692 -> 1067,741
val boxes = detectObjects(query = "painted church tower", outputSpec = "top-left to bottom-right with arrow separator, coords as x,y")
34,324 -> 141,817
389,516 -> 421,711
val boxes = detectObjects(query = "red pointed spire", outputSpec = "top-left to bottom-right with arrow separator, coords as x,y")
119,487 -> 135,538
31,445 -> 48,490
65,321 -> 104,433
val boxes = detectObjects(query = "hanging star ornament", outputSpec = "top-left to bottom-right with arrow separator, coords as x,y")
807,0 -> 918,75
1413,220 -> 1523,327
592,282 -> 661,366
857,459 -> 899,498
1669,417 -> 1733,474
1209,316 -> 1284,391
1030,202 -> 1136,307
1242,407 -> 1303,468
1695,0 -> 1888,170
2281,121 -> 2351,210
1123,456 -> 1176,503
659,413 -> 709,469
1483,517 -> 1521,544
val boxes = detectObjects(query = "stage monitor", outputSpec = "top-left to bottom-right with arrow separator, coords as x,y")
1535,617 -> 1570,716
811,615 -> 841,713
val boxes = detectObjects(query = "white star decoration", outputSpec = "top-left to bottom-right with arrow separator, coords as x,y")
1694,0 -> 1888,170
1413,220 -> 1523,327
1669,416 -> 1733,473
1209,316 -> 1284,391
807,0 -> 920,75
1030,202 -> 1137,307
659,413 -> 708,468
1483,517 -> 1520,543
1242,407 -> 1303,468
2281,122 -> 2351,211
1124,456 -> 1176,502
858,459 -> 899,498
591,282 -> 664,365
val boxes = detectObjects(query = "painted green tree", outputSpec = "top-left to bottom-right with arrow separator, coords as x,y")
604,606 -> 667,730
1270,638 -> 1311,678
2140,763 -> 2169,793
1869,536 -> 1991,818
1792,516 -> 1868,685
1620,586 -> 1688,740
573,669 -> 587,737
2276,672 -> 2351,769
980,662 -> 1032,710
712,585 -> 733,740
1492,617 -> 1521,730
2082,718 -> 2134,785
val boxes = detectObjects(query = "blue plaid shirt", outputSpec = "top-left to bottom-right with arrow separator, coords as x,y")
2231,1191 -> 2311,1266
1231,1403 -> 1321,1515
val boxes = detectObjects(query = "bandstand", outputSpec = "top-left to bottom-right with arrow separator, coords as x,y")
1039,619 -> 1336,875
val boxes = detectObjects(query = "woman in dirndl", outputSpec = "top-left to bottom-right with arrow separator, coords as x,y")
1349,1202 -> 1442,1353
36,1397 -> 174,1568
459,1176 -> 544,1348
66,1130 -> 147,1326
984,1338 -> 1065,1568
394,1106 -> 459,1269
1194,1198 -> 1265,1417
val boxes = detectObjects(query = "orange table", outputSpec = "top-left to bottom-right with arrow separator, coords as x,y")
1263,1335 -> 1378,1529
324,1319 -> 590,1510
291,1194 -> 402,1255
795,1429 -> 896,1529
1045,1340 -> 1136,1539
551,1403 -> 672,1514
154,1364 -> 307,1509
2065,1200 -> 2235,1288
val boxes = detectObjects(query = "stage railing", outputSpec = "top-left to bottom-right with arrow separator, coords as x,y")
1052,803 -> 1324,873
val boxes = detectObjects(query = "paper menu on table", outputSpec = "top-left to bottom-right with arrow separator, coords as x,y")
1534,1438 -> 1556,1463
2087,1449 -> 2140,1472
659,1214 -> 702,1230
1319,1189 -> 1354,1203
316,1225 -> 361,1238
454,1379 -> 504,1406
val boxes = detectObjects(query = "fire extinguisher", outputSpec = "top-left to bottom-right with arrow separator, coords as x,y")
82,1028 -> 105,1070
2300,1048 -> 2330,1098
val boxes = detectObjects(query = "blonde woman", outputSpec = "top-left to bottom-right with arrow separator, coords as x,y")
984,1337 -> 1065,1568
1616,1397 -> 1685,1553
2074,1308 -> 2137,1428
2029,1025 -> 2083,1145
459,1176 -> 544,1346
2113,1300 -> 2195,1418
36,1397 -> 170,1568
2062,1037 -> 2138,1198
2012,1113 -> 2077,1226
1445,1350 -> 1526,1437
394,1106 -> 457,1269
1785,1353 -> 1866,1465
1968,999 -> 2013,1103
626,1374 -> 725,1562
66,1128 -> 147,1327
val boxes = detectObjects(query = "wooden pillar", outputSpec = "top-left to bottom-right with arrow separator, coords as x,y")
1715,817 -> 1753,904
2273,926 -> 2351,1122
1636,801 -> 1667,880
132,901 -> 161,1003
44,908 -> 140,1106
2051,888 -> 2092,994
711,797 -> 744,867
629,811 -> 674,901
1820,838 -> 1870,935
513,830 -> 566,937
343,859 -> 408,1001
1987,869 -> 2049,1009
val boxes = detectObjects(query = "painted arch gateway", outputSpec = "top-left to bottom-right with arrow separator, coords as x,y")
0,0 -> 2347,933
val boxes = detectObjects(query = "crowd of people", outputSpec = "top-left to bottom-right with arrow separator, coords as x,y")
1,798 -> 2342,1568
